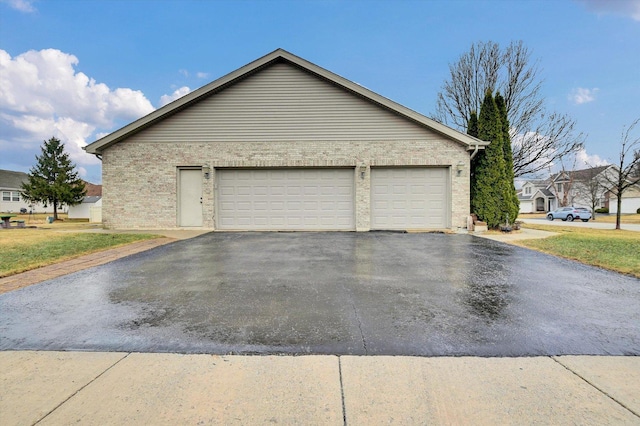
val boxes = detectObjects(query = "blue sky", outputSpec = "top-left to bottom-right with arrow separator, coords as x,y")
1,0 -> 639,184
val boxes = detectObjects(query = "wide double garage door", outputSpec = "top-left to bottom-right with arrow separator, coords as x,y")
216,168 -> 448,231
217,169 -> 355,230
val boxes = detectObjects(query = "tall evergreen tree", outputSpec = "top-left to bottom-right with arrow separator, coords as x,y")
467,111 -> 478,138
495,92 -> 519,223
21,137 -> 86,220
471,91 -> 508,228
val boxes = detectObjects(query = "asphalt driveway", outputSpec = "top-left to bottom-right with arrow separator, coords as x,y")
1,232 -> 638,356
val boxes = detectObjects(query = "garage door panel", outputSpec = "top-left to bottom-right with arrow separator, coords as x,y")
371,167 -> 448,230
217,169 -> 354,230
287,186 -> 302,195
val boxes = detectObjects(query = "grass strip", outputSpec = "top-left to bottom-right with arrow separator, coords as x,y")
518,224 -> 640,278
0,232 -> 160,277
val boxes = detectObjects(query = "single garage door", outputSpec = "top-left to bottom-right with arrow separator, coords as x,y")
217,169 -> 354,230
371,167 -> 448,230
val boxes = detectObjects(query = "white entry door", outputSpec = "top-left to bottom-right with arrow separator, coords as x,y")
216,169 -> 354,230
179,169 -> 203,227
371,167 -> 448,230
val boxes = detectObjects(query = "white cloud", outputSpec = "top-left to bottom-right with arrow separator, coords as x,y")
179,69 -> 189,78
574,148 -> 609,169
159,86 -> 191,107
196,72 -> 209,79
1,0 -> 36,13
94,131 -> 110,140
569,87 -> 599,105
577,0 -> 640,21
0,48 -> 155,170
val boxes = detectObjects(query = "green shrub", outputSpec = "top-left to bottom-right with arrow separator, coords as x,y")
595,207 -> 609,214
637,207 -> 640,214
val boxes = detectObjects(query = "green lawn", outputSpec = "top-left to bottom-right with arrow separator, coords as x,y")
518,224 -> 640,278
0,230 -> 160,277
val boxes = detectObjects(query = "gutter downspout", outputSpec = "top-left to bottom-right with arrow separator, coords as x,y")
469,144 -> 480,160
466,144 -> 481,232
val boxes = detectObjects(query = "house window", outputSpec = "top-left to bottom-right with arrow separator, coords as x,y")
557,183 -> 563,193
524,187 -> 531,195
2,191 -> 20,202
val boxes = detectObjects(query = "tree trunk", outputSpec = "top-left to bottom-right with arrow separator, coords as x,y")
616,194 -> 622,230
53,199 -> 58,221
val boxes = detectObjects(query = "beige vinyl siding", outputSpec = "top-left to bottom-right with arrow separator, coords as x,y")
130,62 -> 436,143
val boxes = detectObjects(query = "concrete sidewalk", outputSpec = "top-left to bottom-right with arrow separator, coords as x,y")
474,227 -> 559,243
1,351 -> 638,425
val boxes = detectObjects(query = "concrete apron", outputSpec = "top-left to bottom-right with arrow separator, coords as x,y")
2,351 -> 638,425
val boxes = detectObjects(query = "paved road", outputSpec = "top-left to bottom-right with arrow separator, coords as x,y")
519,217 -> 640,231
1,232 -> 638,356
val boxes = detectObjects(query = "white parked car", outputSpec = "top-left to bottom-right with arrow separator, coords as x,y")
547,207 -> 592,222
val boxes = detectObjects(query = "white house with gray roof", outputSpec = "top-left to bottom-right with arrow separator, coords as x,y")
0,169 -> 50,213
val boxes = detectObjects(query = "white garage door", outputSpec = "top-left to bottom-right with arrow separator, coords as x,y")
371,167 -> 448,230
610,197 -> 640,214
217,169 -> 354,230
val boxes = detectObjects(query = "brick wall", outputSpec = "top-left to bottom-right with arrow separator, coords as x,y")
102,139 -> 470,230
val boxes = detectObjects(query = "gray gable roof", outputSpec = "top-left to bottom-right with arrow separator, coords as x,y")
550,165 -> 612,182
81,196 -> 102,204
518,187 -> 555,201
0,169 -> 28,190
85,49 -> 489,155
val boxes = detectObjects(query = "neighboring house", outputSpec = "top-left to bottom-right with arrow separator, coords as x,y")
518,166 -> 613,213
1,170 -> 100,215
608,183 -> 640,214
0,169 -> 49,213
68,196 -> 102,220
549,166 -> 612,210
68,181 -> 103,220
85,49 -> 488,231
518,180 -> 555,213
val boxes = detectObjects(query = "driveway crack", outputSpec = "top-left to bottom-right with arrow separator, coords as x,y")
350,300 -> 367,354
551,356 -> 640,418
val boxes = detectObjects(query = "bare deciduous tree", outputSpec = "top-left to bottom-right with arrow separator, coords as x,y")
574,166 -> 608,220
547,155 -> 577,208
602,118 -> 640,229
433,40 -> 584,177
